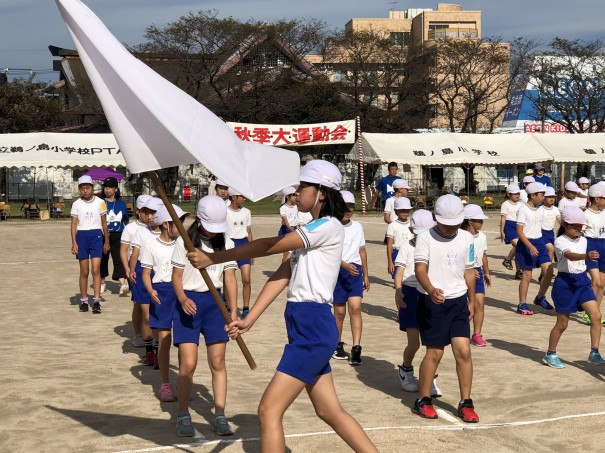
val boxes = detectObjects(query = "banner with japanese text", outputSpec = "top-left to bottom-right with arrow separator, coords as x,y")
226,120 -> 356,147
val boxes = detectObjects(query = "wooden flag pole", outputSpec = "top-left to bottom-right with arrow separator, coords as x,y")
147,171 -> 257,370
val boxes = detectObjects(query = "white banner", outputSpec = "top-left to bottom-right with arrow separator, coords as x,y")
226,119 -> 356,147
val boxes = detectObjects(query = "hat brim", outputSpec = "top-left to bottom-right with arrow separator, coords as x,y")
200,218 -> 228,233
466,214 -> 489,220
411,226 -> 431,234
435,214 -> 465,226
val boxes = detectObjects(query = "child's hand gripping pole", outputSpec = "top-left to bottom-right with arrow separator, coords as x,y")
148,171 -> 257,370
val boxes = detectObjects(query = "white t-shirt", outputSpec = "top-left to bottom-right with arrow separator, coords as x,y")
131,226 -> 161,251
558,196 -> 584,210
121,220 -> 147,259
578,188 -> 590,207
70,197 -> 107,231
583,208 -> 605,238
226,206 -> 251,240
279,204 -> 298,227
539,205 -> 561,232
519,190 -> 528,204
414,227 -> 474,298
383,197 -> 395,223
171,236 -> 237,292
341,220 -> 365,265
297,211 -> 313,226
500,200 -> 522,222
386,219 -> 412,249
555,235 -> 587,274
394,239 -> 417,287
472,231 -> 487,268
289,217 -> 344,305
139,237 -> 177,283
516,204 -> 542,239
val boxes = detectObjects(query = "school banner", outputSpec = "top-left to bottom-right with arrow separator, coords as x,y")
226,120 -> 356,147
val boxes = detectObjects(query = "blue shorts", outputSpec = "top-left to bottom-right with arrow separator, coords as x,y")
76,229 -> 103,259
586,237 -> 605,272
475,267 -> 485,294
552,272 -> 596,313
391,249 -> 399,279
278,225 -> 296,236
503,220 -> 518,244
149,282 -> 177,329
416,294 -> 470,347
516,238 -> 551,269
541,230 -> 555,246
333,264 -> 363,303
231,237 -> 251,267
277,302 -> 338,385
398,285 -> 420,331
130,262 -> 141,302
172,290 -> 229,346
134,262 -> 154,305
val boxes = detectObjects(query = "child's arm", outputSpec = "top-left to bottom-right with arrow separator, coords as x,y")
341,260 -> 360,276
120,242 -> 130,280
70,216 -> 78,255
281,215 -> 294,232
386,237 -> 394,275
383,211 -> 391,224
172,267 -> 197,315
394,267 -> 405,308
482,253 -> 491,287
142,267 -> 160,304
464,267 -> 476,320
499,215 -> 506,242
128,247 -> 140,283
360,247 -> 370,291
415,262 -> 445,304
564,250 -> 599,262
516,223 -> 538,256
223,268 -> 238,321
101,215 -> 110,254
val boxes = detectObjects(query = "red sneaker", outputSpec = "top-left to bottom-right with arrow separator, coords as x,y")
153,354 -> 159,369
457,399 -> 479,423
413,397 -> 438,419
142,351 -> 155,366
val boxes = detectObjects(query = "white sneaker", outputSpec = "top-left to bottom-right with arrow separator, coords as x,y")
398,365 -> 418,392
119,283 -> 129,297
100,283 -> 106,294
133,334 -> 145,348
431,374 -> 442,398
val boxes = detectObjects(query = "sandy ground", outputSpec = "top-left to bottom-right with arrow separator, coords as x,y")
1,213 -> 605,453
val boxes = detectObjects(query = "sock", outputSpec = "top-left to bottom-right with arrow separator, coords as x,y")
537,292 -> 545,299
547,349 -> 556,355
591,347 -> 599,353
519,301 -> 526,305
401,364 -> 413,372
144,339 -> 153,353
80,298 -> 88,303
93,298 -> 101,303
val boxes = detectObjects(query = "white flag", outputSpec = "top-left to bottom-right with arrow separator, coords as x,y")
55,0 -> 300,201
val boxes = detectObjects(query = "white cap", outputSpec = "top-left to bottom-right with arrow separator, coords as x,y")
565,181 -> 580,192
78,175 -> 94,186
394,197 -> 413,210
282,186 -> 296,196
228,187 -> 242,197
143,198 -> 164,212
435,194 -> 465,226
299,160 -> 341,190
544,186 -> 556,197
410,209 -> 435,234
393,179 -> 412,190
506,184 -> 520,194
136,194 -> 153,209
196,195 -> 228,233
154,204 -> 190,225
561,206 -> 586,225
522,175 -> 535,184
588,184 -> 605,198
215,179 -> 228,188
526,182 -> 546,194
578,177 -> 590,184
464,204 -> 488,220
340,190 -> 355,204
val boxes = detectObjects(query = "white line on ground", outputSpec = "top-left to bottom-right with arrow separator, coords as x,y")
0,259 -> 75,265
113,410 -> 605,453
435,409 -> 464,425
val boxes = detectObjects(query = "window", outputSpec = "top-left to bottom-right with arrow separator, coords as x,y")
333,69 -> 346,83
428,24 -> 449,30
390,32 -> 411,47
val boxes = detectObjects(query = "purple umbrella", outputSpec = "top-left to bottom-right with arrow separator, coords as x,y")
83,167 -> 125,182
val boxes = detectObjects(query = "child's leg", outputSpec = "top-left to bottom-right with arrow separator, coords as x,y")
418,346 -> 445,399
132,302 -> 142,336
548,313 -> 570,351
157,329 -> 172,384
518,269 -> 532,302
582,300 -> 602,348
306,372 -> 378,453
141,304 -> 152,342
588,269 -> 604,307
206,341 -> 228,415
506,246 -> 515,262
176,342 -> 198,415
91,257 -> 102,298
538,263 -> 554,294
240,264 -> 252,309
78,259 -> 90,299
333,303 -> 346,342
403,328 -> 420,367
545,243 -> 555,262
451,337 -> 473,400
473,294 -> 485,334
348,296 -> 363,346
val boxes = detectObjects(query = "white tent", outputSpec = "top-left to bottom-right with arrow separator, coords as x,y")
533,134 -> 605,163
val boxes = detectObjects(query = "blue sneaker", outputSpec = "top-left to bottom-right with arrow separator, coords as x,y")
176,413 -> 195,437
542,353 -> 565,368
533,295 -> 554,310
242,307 -> 250,319
211,413 -> 233,436
588,350 -> 605,365
516,303 -> 534,315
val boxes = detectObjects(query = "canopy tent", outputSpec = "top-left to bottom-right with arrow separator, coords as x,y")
532,134 -> 605,163
83,166 -> 124,181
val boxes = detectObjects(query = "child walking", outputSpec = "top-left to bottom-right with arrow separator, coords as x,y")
331,191 -> 370,365
558,181 -> 583,210
187,161 -> 378,452
383,179 -> 412,224
543,206 -> 605,368
70,175 -> 110,314
141,205 -> 189,402
462,205 -> 491,347
386,197 -> 413,278
279,186 -> 299,262
413,194 -> 478,423
582,184 -> 605,324
501,184 -> 522,279
171,196 -> 237,437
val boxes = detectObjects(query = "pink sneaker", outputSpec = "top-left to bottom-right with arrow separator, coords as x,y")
158,383 -> 177,402
471,333 -> 487,347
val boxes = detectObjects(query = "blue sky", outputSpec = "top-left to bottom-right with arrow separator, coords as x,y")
2,0 -> 605,82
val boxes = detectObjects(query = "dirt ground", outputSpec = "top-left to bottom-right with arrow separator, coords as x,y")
1,212 -> 604,453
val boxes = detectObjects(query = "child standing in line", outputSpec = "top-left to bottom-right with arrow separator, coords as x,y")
462,205 -> 491,347
225,188 -> 254,318
413,194 -> 478,423
501,184 -> 522,279
538,187 -> 561,284
543,206 -> 605,368
383,179 -> 412,224
386,197 -> 413,278
519,176 -> 535,204
70,175 -> 110,314
141,204 -> 189,402
558,181 -> 583,210
332,191 -> 370,366
187,161 -> 378,452
215,179 -> 230,206
394,210 -> 441,398
279,186 -> 299,262
171,196 -> 237,437
120,194 -> 152,347
582,184 -> 605,325
516,182 -> 554,315
577,177 -> 590,208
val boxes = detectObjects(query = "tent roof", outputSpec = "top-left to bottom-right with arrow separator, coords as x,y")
533,134 -> 605,163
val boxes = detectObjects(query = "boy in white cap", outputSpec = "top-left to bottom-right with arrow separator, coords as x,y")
70,175 -> 110,314
516,182 -> 554,314
558,181 -> 584,210
215,179 -> 230,206
413,194 -> 478,423
577,177 -> 590,207
583,184 -> 605,324
519,176 -> 535,204
383,179 -> 412,224
500,184 -> 522,278
386,197 -> 413,279
539,186 -> 561,264
278,185 -> 298,262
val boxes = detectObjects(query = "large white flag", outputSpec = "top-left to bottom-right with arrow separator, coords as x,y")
55,0 -> 300,201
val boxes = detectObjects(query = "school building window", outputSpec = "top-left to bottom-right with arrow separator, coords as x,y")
390,32 -> 411,47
